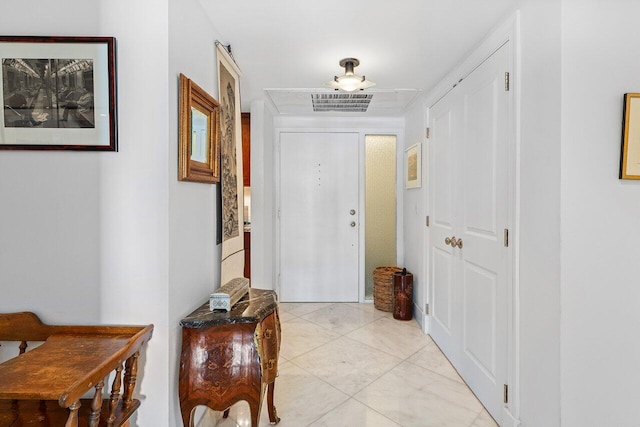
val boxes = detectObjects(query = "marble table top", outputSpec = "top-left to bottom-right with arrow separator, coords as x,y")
180,288 -> 278,328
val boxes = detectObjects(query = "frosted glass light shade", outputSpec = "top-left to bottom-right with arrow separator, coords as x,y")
327,75 -> 376,92
326,57 -> 376,91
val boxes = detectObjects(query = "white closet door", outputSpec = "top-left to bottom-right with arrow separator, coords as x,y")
429,43 -> 510,422
279,132 -> 359,302
429,90 -> 462,359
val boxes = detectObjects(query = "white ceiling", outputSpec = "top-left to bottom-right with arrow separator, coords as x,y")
199,0 -> 515,115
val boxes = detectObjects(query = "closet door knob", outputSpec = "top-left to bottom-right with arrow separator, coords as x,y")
445,237 -> 452,246
450,237 -> 463,249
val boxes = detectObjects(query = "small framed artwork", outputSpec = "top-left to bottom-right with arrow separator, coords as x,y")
0,36 -> 117,151
620,93 -> 640,180
178,73 -> 220,184
405,142 -> 422,189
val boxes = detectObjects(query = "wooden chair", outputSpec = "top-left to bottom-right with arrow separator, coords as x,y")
0,312 -> 153,427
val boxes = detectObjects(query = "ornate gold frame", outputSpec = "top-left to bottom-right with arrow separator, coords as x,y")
178,73 -> 220,183
405,142 -> 422,189
620,93 -> 640,180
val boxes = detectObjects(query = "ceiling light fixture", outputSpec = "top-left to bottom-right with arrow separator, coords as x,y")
327,58 -> 376,92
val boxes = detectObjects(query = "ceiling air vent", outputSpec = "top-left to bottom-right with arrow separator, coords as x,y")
311,93 -> 373,112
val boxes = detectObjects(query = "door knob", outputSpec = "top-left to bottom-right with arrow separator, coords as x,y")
350,209 -> 356,215
445,237 -> 452,246
450,237 -> 463,249
350,221 -> 356,227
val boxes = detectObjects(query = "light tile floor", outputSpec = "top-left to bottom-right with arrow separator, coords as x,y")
202,303 -> 497,427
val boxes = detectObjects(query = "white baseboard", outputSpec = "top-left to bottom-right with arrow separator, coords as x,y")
413,302 -> 424,329
502,407 -> 520,427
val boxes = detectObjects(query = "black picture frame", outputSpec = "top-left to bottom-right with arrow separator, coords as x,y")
0,36 -> 117,151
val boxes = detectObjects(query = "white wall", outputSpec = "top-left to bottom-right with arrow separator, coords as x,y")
0,1 -> 225,425
97,1 -> 171,425
167,0 -> 224,423
402,99 -> 427,324
561,1 -> 640,425
0,1 -> 102,325
249,100 -> 276,289
0,0 -> 173,424
513,1 -> 562,425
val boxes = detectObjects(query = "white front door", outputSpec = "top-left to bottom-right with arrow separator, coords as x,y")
429,43 -> 510,421
279,132 -> 359,302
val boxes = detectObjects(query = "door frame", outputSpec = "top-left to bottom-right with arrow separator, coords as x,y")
422,12 -> 521,427
274,124 -> 405,303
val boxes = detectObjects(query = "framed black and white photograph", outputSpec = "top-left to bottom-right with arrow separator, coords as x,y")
0,36 -> 117,151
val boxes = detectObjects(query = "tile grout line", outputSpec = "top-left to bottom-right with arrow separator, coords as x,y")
284,358 -> 354,426
277,303 -> 488,426
287,336 -> 405,398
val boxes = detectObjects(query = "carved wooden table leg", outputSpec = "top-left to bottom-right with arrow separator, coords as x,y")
180,403 -> 196,427
248,388 -> 264,427
65,400 -> 81,427
267,381 -> 280,424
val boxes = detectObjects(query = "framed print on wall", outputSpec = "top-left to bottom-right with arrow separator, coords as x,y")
0,36 -> 117,151
620,93 -> 640,179
405,142 -> 422,189
178,73 -> 220,184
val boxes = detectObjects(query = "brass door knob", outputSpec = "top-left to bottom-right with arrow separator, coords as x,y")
451,237 -> 463,249
350,209 -> 356,215
445,237 -> 452,246
350,221 -> 356,227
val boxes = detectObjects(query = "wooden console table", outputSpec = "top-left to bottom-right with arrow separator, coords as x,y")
179,289 -> 281,427
0,312 -> 153,427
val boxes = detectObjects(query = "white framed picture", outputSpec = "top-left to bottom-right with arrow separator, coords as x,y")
405,142 -> 421,189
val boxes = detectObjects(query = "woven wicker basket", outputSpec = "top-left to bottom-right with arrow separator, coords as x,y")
373,266 -> 402,312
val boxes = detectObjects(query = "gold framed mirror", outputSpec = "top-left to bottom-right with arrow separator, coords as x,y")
178,73 -> 220,183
